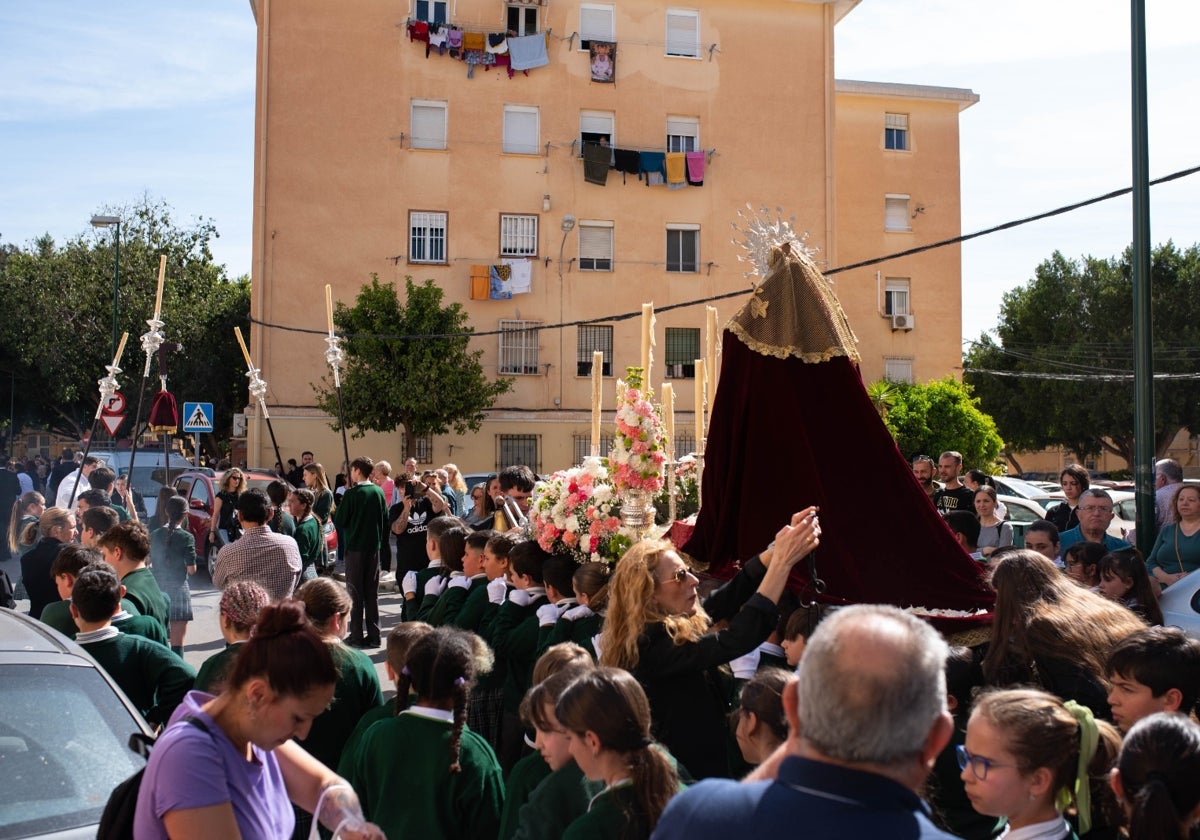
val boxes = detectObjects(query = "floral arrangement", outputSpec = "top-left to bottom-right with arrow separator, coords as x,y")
529,457 -> 631,563
654,453 -> 700,524
609,368 -> 667,495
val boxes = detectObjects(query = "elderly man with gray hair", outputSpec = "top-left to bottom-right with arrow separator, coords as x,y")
651,604 -> 958,839
1156,458 -> 1185,527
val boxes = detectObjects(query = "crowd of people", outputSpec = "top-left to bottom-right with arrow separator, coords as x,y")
6,445 -> 1200,839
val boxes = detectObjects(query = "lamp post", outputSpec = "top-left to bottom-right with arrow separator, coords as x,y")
90,215 -> 121,358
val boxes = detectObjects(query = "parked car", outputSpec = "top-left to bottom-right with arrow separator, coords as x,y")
1158,570 -> 1200,639
89,449 -> 211,519
990,475 -> 1065,509
172,470 -> 336,576
998,494 -> 1047,548
0,607 -> 154,838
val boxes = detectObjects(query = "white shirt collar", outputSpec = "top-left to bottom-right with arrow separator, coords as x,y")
403,705 -> 455,723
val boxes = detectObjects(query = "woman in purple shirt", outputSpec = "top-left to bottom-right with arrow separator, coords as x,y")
134,599 -> 386,839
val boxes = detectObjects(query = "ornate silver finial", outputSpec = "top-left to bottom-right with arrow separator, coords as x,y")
96,365 -> 122,418
324,334 -> 345,389
140,317 -> 165,377
730,204 -> 816,281
245,367 -> 270,419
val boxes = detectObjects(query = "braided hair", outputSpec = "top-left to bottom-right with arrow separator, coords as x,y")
397,627 -> 478,774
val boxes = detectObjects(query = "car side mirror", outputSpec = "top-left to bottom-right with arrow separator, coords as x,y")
189,499 -> 209,512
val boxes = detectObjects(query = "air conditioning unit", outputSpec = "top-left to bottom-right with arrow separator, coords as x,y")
891,313 -> 915,331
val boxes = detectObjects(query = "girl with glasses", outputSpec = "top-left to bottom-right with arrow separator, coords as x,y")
960,688 -> 1122,839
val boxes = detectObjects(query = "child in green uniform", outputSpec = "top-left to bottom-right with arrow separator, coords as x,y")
96,520 -> 170,636
346,626 -> 504,840
149,495 -> 197,655
401,516 -> 464,621
427,527 -> 487,626
461,531 -> 515,752
533,555 -> 579,657
39,544 -> 156,642
502,643 -> 598,840
195,580 -> 270,694
419,524 -> 471,623
556,667 -> 682,840
541,561 -> 609,660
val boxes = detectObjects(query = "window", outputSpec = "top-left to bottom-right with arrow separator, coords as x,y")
666,116 -> 699,153
500,214 -> 538,257
666,225 -> 699,273
885,195 -> 910,232
885,113 -> 909,151
400,432 -> 434,463
884,357 -> 914,384
577,325 -> 614,376
673,431 -> 696,460
415,0 -> 447,24
579,4 -> 615,50
503,105 -> 539,155
578,221 -> 613,271
884,278 -> 910,315
580,111 -> 614,153
665,9 -> 700,58
499,319 -> 541,375
498,434 -> 540,472
507,3 -> 539,36
665,327 -> 700,379
409,211 -> 447,263
410,99 -> 447,150
573,434 -> 614,463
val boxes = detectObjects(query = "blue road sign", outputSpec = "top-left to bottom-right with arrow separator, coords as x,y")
182,402 -> 214,433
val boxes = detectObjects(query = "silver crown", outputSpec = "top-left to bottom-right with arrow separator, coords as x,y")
730,204 -> 816,282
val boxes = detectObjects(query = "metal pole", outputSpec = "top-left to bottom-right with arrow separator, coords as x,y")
1131,0 -> 1156,554
334,385 -> 351,481
111,222 -> 121,359
261,402 -> 284,476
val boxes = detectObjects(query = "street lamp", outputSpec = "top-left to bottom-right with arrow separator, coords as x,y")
90,214 -> 121,358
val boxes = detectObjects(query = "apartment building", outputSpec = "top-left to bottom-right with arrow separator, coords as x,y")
244,0 -> 976,473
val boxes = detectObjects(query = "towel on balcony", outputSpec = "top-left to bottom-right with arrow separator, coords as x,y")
583,143 -> 611,186
686,151 -> 706,185
508,33 -> 550,71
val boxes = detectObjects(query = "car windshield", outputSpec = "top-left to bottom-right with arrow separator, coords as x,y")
992,476 -> 1054,500
0,663 -> 146,835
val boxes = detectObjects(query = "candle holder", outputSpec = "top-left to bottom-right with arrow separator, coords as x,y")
324,331 -> 352,480
139,318 -> 165,378
695,438 -> 706,510
619,488 -> 657,539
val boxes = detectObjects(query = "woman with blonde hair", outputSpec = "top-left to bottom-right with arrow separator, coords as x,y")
303,462 -> 336,527
8,490 -> 44,557
442,464 -> 468,517
983,549 -> 1147,718
597,508 -> 820,779
19,506 -> 76,620
209,468 -> 247,548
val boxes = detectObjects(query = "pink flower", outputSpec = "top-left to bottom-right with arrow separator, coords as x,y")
605,516 -> 620,530
563,530 -> 579,547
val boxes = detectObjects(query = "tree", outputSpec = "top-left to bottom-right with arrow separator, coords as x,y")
963,242 -> 1200,465
313,275 -> 512,459
0,197 -> 250,446
875,376 -> 1004,469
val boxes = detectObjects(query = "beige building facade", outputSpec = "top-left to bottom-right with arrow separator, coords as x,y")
245,0 -> 977,475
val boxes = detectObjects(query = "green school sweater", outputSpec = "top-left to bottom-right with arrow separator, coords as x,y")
449,580 -> 493,632
119,567 -> 170,634
296,643 -> 383,770
194,641 -> 245,694
428,575 -> 487,626
498,751 -> 552,840
333,481 -> 388,552
79,631 -> 195,727
488,594 -> 550,713
539,611 -> 603,660
112,612 -> 169,647
39,597 -> 142,640
512,761 -> 600,840
348,711 -> 504,840
403,564 -> 445,623
338,696 -> 403,778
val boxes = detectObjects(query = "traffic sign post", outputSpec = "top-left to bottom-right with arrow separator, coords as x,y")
182,402 -> 214,433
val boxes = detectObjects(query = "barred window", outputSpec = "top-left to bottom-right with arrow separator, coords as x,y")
500,214 -> 538,257
498,434 -> 539,472
400,432 -> 435,463
499,319 -> 541,375
664,327 -> 700,379
577,325 -> 613,376
573,434 -> 614,464
409,211 -> 447,263
673,431 -> 696,460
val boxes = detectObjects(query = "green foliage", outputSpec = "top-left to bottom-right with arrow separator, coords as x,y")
0,197 -> 249,443
963,242 -> 1200,464
876,376 -> 1004,469
314,276 -> 513,458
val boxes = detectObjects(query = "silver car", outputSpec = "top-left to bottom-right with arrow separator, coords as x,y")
0,608 -> 153,838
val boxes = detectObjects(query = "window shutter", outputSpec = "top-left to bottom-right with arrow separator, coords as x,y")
579,113 -> 613,137
411,103 -> 445,150
885,113 -> 908,130
503,107 -> 539,155
666,10 -> 699,57
579,225 -> 612,260
580,5 -> 614,41
885,197 -> 909,231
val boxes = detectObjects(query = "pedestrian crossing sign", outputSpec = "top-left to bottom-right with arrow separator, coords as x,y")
182,402 -> 214,433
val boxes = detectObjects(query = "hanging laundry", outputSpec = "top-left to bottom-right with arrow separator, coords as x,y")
429,26 -> 448,55
665,153 -> 687,185
407,20 -> 430,43
612,148 -> 640,184
462,31 -> 486,52
469,265 -> 491,300
685,151 -> 706,186
489,266 -> 512,300
583,143 -> 611,186
464,50 -> 494,78
503,259 -> 533,294
508,33 -> 550,71
589,40 -> 616,83
486,33 -> 508,54
488,52 -> 515,79
446,28 -> 463,58
639,152 -> 667,186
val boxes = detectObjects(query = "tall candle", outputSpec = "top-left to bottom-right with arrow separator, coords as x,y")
694,358 -> 706,443
234,326 -> 253,368
706,306 -> 718,421
661,382 -> 674,459
325,284 -> 335,334
113,332 -> 129,366
591,351 -> 603,453
640,303 -> 654,393
153,255 -> 166,321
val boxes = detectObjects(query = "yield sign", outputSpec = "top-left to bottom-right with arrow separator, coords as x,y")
101,414 -> 125,435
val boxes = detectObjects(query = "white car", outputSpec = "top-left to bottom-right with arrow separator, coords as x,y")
998,495 -> 1047,548
1158,571 -> 1200,639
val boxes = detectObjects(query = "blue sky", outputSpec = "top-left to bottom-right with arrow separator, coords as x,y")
3,1 -> 1197,345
